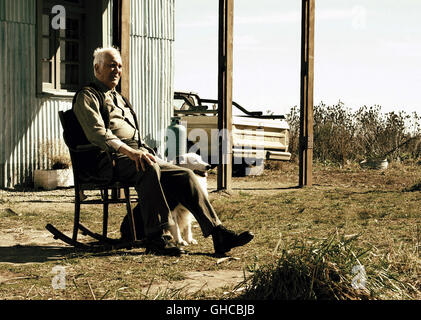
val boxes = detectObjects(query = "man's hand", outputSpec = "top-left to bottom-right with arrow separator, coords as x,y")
118,144 -> 156,172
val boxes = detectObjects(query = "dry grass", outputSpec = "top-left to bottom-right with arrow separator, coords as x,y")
0,160 -> 419,300
235,234 -> 373,300
286,103 -> 421,164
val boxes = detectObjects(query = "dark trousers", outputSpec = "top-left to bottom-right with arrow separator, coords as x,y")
112,146 -> 221,238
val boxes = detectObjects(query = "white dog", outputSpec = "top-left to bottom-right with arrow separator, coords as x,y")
169,153 -> 211,246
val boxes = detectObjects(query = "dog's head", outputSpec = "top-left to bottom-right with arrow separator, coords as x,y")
175,153 -> 211,177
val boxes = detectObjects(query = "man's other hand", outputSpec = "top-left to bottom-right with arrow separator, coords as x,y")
118,144 -> 157,172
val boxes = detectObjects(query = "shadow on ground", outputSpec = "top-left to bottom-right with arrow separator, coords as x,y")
0,244 -> 220,265
0,245 -> 75,264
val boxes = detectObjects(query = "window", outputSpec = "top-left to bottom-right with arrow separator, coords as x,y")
37,0 -> 106,95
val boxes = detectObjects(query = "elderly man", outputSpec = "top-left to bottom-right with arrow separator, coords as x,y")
73,46 -> 253,256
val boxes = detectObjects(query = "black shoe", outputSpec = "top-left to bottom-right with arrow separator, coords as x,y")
212,225 -> 254,255
144,235 -> 185,256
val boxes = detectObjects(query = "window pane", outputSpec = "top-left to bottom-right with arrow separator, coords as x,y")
60,40 -> 79,62
42,14 -> 50,36
65,18 -> 79,39
42,37 -> 51,59
61,64 -> 79,86
42,61 -> 52,83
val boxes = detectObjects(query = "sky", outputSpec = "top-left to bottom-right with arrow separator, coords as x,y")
174,0 -> 421,117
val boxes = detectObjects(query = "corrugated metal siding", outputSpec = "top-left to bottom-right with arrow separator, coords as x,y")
0,16 -> 38,188
0,20 -> 71,187
0,1 -> 71,188
0,0 -> 36,24
130,0 -> 175,156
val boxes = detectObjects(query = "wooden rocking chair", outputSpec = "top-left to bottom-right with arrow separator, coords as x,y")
45,110 -> 144,251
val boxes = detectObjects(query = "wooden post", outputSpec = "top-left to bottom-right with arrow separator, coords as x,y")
111,0 -> 130,199
120,0 -> 130,99
299,0 -> 315,187
217,0 -> 234,191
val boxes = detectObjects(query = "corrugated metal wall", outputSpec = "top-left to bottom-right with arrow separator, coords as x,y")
130,0 -> 175,156
0,0 -> 175,188
0,0 -> 36,24
0,6 -> 71,188
0,0 -> 58,188
0,0 -> 91,188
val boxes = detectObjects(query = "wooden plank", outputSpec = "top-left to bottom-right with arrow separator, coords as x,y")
232,128 -> 287,138
299,0 -> 315,187
217,0 -> 234,191
120,0 -> 130,99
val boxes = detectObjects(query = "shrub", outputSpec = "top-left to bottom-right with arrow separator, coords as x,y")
50,154 -> 71,169
286,103 -> 421,164
238,234 -> 372,300
39,140 -> 72,170
313,102 -> 356,164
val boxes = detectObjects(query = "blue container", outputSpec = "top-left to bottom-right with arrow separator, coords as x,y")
166,117 -> 187,161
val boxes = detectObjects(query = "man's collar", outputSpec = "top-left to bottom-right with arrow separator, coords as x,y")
93,78 -> 116,94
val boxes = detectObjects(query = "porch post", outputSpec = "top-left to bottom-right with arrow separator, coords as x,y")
120,0 -> 130,98
217,0 -> 234,191
299,0 -> 315,187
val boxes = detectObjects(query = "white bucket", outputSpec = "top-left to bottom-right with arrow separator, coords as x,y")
359,158 -> 388,170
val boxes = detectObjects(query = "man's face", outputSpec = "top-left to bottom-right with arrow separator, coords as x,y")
95,51 -> 122,90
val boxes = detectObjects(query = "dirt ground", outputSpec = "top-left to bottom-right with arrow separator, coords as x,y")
0,175 -> 281,295
0,161 -> 419,299
0,168 -> 298,248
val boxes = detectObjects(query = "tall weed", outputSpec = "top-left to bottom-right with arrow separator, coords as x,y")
286,103 -> 421,164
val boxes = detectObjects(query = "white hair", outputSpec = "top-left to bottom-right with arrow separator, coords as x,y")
93,46 -> 121,74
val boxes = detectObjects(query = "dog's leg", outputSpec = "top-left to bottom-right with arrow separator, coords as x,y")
183,213 -> 198,245
170,209 -> 188,246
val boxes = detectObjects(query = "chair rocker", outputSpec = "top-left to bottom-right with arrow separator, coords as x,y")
45,110 -> 144,251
